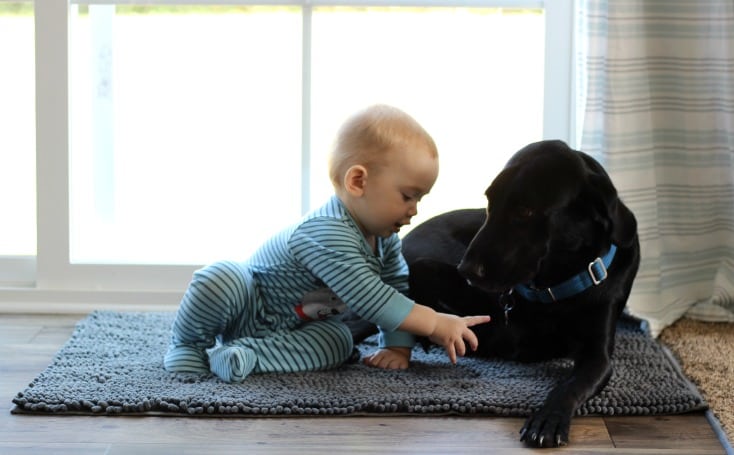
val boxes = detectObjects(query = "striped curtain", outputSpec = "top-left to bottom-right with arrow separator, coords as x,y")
578,0 -> 734,336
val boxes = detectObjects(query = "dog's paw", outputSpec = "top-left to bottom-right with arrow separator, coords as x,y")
519,411 -> 571,448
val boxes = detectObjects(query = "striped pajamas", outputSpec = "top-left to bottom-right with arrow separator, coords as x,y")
164,196 -> 416,382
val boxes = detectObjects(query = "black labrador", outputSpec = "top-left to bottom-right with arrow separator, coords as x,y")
345,139 -> 640,448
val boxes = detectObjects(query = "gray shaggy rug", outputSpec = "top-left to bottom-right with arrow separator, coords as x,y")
12,311 -> 706,417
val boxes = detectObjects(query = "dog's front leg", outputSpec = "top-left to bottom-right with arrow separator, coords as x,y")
520,347 -> 613,448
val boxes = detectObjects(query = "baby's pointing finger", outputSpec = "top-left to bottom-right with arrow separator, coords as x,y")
464,315 -> 491,327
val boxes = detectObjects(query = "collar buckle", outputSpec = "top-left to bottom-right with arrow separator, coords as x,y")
543,287 -> 557,302
588,257 -> 608,285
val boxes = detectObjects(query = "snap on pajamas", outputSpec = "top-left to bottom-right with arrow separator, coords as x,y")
164,196 -> 416,382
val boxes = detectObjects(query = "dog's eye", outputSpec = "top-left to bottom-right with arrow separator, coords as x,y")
516,207 -> 534,219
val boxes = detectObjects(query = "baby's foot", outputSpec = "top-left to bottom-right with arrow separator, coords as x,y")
208,345 -> 257,383
164,345 -> 210,374
362,346 -> 412,370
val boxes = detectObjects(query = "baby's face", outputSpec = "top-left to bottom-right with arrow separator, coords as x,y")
357,145 -> 438,240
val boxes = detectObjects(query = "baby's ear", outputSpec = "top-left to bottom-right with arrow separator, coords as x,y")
344,165 -> 368,196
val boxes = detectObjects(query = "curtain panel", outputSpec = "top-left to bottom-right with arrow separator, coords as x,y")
578,0 -> 734,335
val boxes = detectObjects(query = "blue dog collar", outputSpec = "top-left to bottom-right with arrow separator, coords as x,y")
513,244 -> 617,303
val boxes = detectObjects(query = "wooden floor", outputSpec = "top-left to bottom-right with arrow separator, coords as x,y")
0,313 -> 728,455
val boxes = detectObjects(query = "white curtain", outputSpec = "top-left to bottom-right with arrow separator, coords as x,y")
578,0 -> 734,336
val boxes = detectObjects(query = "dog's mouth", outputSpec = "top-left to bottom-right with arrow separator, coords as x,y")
459,262 -> 530,294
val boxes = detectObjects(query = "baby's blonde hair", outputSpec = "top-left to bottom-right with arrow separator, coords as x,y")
328,104 -> 438,189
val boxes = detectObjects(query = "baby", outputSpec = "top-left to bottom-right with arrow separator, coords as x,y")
164,104 -> 490,382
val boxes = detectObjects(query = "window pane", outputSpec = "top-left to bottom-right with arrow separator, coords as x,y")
68,4 -> 544,266
0,3 -> 36,256
309,7 -> 545,231
69,5 -> 302,265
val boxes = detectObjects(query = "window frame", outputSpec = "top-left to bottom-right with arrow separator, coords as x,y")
0,0 -> 574,311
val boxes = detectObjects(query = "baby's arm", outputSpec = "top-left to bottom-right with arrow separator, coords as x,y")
363,305 -> 490,368
400,305 -> 491,364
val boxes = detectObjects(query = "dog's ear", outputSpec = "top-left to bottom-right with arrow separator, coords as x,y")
606,195 -> 638,249
579,152 -> 638,248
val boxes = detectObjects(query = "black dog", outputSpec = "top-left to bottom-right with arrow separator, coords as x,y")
345,140 -> 640,447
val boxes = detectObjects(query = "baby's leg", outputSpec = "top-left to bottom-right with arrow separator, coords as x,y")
211,319 -> 354,381
164,261 -> 252,374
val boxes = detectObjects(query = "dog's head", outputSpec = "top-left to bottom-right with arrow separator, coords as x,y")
457,140 -> 637,293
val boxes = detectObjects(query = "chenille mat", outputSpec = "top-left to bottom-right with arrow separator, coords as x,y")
11,311 -> 706,417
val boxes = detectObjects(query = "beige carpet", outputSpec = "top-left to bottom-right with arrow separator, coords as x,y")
660,318 -> 734,443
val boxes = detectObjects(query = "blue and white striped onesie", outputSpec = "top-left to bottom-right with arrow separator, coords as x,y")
164,195 -> 416,382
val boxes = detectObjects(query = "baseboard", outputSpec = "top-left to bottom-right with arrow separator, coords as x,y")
706,409 -> 734,455
0,288 -> 180,314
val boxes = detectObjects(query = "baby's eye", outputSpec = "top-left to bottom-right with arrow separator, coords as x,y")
402,193 -> 413,202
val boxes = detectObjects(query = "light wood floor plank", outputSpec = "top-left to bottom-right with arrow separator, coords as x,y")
606,414 -> 725,450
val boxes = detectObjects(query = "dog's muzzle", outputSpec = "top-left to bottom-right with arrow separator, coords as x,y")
458,261 -> 485,283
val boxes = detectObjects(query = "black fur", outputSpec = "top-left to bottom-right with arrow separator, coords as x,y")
344,140 -> 640,448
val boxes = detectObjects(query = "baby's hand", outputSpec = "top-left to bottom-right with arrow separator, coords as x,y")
362,346 -> 412,370
429,313 -> 491,364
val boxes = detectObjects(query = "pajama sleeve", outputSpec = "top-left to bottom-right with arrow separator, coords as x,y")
376,234 -> 416,348
289,218 -> 415,332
